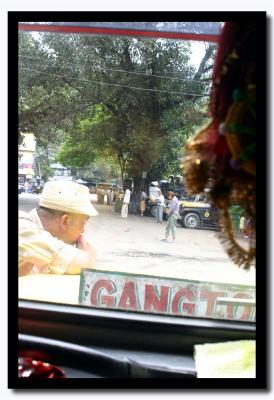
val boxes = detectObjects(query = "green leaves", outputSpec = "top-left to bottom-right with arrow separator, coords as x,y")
19,31 -> 214,182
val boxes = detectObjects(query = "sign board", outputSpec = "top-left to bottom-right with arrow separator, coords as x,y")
79,270 -> 256,322
18,162 -> 35,176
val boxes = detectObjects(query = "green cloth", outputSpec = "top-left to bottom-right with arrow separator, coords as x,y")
194,340 -> 256,378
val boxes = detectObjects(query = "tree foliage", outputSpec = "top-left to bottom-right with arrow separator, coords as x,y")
19,31 -> 215,185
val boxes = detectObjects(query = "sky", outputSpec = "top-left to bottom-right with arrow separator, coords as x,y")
189,41 -> 209,70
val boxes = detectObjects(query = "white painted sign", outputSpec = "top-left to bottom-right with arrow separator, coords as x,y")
79,270 -> 256,322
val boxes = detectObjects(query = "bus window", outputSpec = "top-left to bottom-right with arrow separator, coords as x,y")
13,15 -> 263,386
17,20 -> 256,322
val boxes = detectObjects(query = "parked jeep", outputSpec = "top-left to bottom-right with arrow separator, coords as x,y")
178,194 -> 219,230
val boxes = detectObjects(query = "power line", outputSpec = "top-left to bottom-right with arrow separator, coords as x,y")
19,54 -> 212,84
19,67 -> 210,97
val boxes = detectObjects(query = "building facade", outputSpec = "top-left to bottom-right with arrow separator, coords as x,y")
18,133 -> 36,183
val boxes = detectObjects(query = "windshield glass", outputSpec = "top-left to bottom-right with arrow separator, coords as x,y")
18,22 -> 256,323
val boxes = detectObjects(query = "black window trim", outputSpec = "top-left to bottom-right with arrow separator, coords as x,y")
18,299 -> 255,358
19,299 -> 255,332
15,299 -> 258,386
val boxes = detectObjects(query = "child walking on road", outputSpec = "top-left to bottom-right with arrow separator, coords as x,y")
162,191 -> 179,242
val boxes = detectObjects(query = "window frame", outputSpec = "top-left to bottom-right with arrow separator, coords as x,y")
11,12 -> 265,388
14,298 -> 258,387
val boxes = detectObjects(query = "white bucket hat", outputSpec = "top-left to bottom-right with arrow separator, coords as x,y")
39,180 -> 98,217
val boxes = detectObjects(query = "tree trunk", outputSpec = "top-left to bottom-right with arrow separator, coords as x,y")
118,155 -> 125,190
194,44 -> 215,81
133,175 -> 142,193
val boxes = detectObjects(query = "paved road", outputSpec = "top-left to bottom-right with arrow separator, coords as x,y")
19,193 -> 255,286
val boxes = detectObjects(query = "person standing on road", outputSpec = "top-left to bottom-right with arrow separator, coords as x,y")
121,187 -> 131,219
239,214 -> 246,235
162,191 -> 179,242
24,180 -> 30,193
139,190 -> 147,217
156,190 -> 165,223
106,188 -> 114,206
19,180 -> 98,276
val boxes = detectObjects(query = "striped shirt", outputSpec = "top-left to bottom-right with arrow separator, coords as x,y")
19,209 -> 94,276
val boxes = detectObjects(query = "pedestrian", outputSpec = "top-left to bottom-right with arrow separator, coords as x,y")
162,191 -> 179,242
24,180 -> 30,193
239,214 -> 246,235
121,187 -> 131,219
106,188 -> 114,205
28,181 -> 33,193
139,190 -> 147,217
19,180 -> 98,276
155,189 -> 165,223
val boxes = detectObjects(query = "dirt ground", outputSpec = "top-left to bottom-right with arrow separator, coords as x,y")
86,195 -> 255,286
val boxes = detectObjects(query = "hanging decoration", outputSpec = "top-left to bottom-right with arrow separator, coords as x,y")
184,22 -> 256,269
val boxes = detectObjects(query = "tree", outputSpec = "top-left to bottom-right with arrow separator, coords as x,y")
19,31 -> 215,187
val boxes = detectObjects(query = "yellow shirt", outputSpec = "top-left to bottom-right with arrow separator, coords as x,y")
19,209 -> 94,276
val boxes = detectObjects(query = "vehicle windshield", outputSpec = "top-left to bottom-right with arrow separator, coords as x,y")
18,21 -> 256,324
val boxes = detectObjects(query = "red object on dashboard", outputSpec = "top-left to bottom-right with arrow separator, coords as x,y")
18,357 -> 66,378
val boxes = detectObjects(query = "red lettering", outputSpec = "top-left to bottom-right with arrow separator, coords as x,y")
90,279 -> 116,307
118,281 -> 138,310
226,293 -> 253,321
172,288 -> 196,315
200,290 -> 225,317
144,285 -> 170,312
